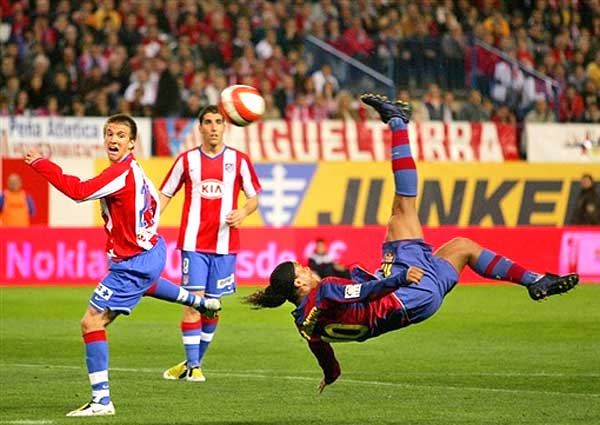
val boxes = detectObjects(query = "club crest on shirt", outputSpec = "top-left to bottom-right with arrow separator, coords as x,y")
200,179 -> 224,199
381,251 -> 395,277
344,284 -> 362,299
225,163 -> 234,173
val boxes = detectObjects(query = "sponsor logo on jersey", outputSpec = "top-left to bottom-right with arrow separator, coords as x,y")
300,307 -> 321,340
200,179 -> 224,199
381,251 -> 395,277
344,284 -> 362,299
94,283 -> 113,300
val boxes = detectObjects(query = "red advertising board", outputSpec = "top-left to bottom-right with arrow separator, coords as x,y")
2,227 -> 598,286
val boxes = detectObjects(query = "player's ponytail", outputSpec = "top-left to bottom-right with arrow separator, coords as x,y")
245,261 -> 297,308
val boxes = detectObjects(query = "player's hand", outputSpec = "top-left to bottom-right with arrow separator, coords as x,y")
225,209 -> 247,228
318,378 -> 329,394
406,266 -> 424,284
24,149 -> 42,165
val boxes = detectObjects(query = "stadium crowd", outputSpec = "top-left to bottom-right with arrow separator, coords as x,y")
0,0 -> 599,125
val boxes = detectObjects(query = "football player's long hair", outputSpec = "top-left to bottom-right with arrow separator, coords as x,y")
245,261 -> 297,308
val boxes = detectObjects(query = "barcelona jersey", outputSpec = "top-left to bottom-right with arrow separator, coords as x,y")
292,274 -> 411,344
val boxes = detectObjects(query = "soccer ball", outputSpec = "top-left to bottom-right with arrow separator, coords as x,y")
218,85 -> 265,127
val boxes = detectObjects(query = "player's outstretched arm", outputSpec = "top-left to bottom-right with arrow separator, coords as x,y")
25,149 -> 130,201
320,265 -> 423,304
308,340 -> 341,394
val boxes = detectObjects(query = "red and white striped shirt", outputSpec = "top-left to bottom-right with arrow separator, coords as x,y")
32,154 -> 159,260
160,146 -> 262,254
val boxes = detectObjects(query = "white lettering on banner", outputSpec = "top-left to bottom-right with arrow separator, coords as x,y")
321,121 -> 344,161
161,119 -> 515,161
163,241 -> 181,280
364,121 -> 387,160
5,242 -> 106,280
559,232 -> 600,280
480,122 -> 505,162
1,116 -> 153,158
345,120 -> 372,161
420,122 -> 448,160
526,123 -> 600,163
236,242 -> 296,279
447,122 -> 475,161
263,121 -> 290,161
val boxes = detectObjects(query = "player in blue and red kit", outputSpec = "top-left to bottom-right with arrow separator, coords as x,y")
246,94 -> 579,393
25,114 -> 220,416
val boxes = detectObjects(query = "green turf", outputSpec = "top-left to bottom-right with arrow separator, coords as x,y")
0,285 -> 599,425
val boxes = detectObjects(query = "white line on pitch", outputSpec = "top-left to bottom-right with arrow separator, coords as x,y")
4,363 -> 600,398
1,421 -> 54,424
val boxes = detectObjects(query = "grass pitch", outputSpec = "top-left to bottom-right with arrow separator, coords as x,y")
1,284 -> 599,425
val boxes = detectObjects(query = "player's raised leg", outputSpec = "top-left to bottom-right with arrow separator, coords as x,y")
434,237 -> 578,300
361,94 -> 422,241
145,278 -> 221,316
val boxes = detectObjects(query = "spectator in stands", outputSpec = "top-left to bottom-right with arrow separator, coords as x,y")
458,90 -> 490,122
569,174 -> 600,225
285,92 -> 312,122
330,90 -> 360,121
71,96 -> 86,117
118,13 -> 143,56
261,92 -> 282,120
441,90 -> 458,122
524,98 -> 556,123
0,173 -> 35,227
421,83 -> 445,121
491,104 -> 517,125
559,84 -> 585,122
181,94 -> 202,118
255,28 -> 278,61
308,238 -> 350,279
311,63 -> 339,97
586,51 -> 600,89
441,20 -> 467,90
154,60 -> 182,117
0,94 -> 9,116
341,17 -> 374,63
409,21 -> 440,89
491,41 -> 524,111
482,10 -> 511,42
3,0 -> 599,127
1,76 -> 20,114
280,18 -> 303,54
274,74 -> 296,118
124,68 -> 158,110
582,99 -> 600,123
49,70 -> 74,115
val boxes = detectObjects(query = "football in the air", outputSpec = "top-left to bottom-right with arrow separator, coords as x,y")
218,84 -> 265,127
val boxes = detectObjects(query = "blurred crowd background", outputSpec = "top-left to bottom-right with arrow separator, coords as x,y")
0,0 -> 599,127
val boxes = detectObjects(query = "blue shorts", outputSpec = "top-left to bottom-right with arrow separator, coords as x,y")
377,239 -> 459,324
90,237 -> 167,315
181,251 -> 236,298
